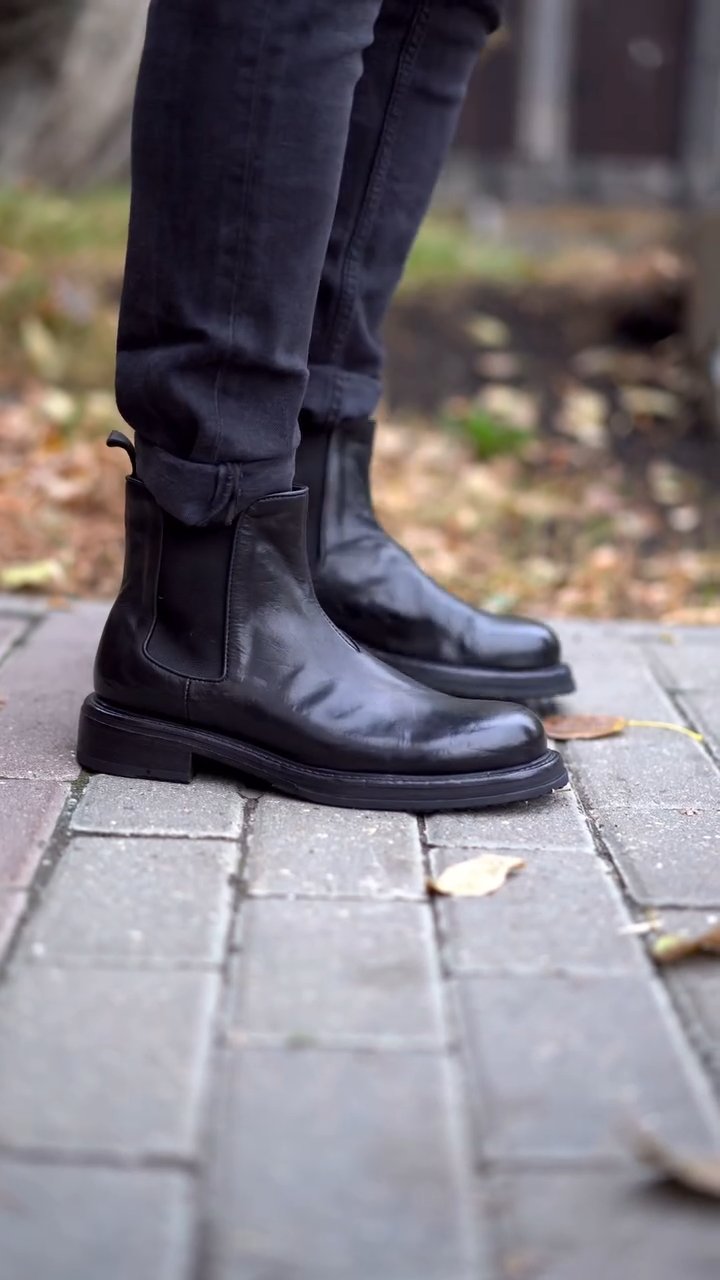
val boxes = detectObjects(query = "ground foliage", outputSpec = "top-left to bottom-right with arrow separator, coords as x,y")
0,191 -> 718,620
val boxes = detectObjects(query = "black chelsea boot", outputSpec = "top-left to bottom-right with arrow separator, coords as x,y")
295,414 -> 575,702
76,432 -> 568,811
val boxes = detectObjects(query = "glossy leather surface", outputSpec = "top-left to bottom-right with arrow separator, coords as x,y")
295,417 -> 562,673
94,478 -> 547,776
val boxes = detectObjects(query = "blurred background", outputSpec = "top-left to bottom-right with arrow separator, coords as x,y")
0,0 -> 718,620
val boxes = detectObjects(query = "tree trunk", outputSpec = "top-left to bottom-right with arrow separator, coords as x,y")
0,0 -> 147,187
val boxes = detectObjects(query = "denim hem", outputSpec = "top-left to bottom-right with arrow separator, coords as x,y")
135,437 -> 294,527
303,363 -> 382,427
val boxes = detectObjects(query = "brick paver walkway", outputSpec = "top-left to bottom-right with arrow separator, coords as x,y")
0,597 -> 719,1279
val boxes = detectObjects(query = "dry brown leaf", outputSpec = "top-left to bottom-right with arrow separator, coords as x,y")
633,1126 -> 720,1199
428,853 -> 525,898
544,714 -> 703,744
543,714 -> 626,741
651,923 -> 720,966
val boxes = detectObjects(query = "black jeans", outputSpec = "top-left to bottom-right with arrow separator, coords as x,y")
116,0 -> 500,525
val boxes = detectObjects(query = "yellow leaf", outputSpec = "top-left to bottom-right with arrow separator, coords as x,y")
625,719 -> 703,743
633,1126 -> 720,1200
428,854 -> 525,898
0,559 -> 64,591
650,923 -> 720,966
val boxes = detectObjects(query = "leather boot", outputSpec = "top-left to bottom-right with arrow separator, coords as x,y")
77,433 -> 568,811
295,415 -> 575,701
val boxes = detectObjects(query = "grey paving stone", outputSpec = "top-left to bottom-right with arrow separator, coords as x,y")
0,1163 -> 194,1280
22,837 -> 237,968
556,628 -> 684,718
0,778 -> 68,886
458,974 -> 720,1161
0,615 -> 28,664
0,892 -> 26,959
207,1048 -> 482,1280
71,773 -> 248,838
0,593 -> 51,617
553,619 -> 671,643
568,730 -> 720,810
0,605 -> 106,780
0,967 -> 219,1157
246,795 -> 424,898
431,844 -> 643,976
229,899 -> 444,1046
598,806 -> 720,906
425,790 -> 592,852
555,628 -> 720,808
489,1169 -> 720,1280
644,632 -> 720,693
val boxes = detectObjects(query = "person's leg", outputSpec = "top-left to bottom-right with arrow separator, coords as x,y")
116,0 -> 383,526
303,0 -> 500,426
295,0 -> 575,701
81,0 -> 566,811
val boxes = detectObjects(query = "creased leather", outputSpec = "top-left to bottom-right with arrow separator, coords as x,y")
94,478 -> 547,776
296,418 -> 562,673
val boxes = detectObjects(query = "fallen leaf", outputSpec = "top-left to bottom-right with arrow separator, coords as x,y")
428,853 -> 525,898
647,459 -> 687,506
543,714 -> 626,741
668,505 -> 701,534
544,714 -> 703,744
650,923 -> 720,965
621,386 -> 680,421
633,1126 -> 720,1200
465,313 -> 512,348
476,385 -> 539,432
0,558 -> 64,591
625,719 -> 704,743
20,317 -> 64,381
39,388 -> 77,427
557,386 -> 609,449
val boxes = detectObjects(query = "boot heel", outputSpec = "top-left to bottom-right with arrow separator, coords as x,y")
77,698 -> 194,784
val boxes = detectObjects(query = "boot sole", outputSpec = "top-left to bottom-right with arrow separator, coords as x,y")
77,694 -> 569,813
367,650 -> 576,702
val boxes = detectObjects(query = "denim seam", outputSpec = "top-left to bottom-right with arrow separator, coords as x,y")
210,2 -> 275,468
325,0 -> 432,428
123,9 -> 197,447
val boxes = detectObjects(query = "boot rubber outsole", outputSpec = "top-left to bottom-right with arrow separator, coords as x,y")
77,694 -> 569,813
367,649 -> 576,702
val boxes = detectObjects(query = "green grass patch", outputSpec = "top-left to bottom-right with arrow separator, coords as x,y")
0,186 -> 128,392
0,187 -> 129,257
443,403 -> 533,460
402,216 -> 533,290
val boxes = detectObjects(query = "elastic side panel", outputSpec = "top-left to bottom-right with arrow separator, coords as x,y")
145,513 -> 235,679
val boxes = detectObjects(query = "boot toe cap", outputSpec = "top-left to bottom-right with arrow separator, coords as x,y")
453,700 -> 547,772
489,616 -> 561,671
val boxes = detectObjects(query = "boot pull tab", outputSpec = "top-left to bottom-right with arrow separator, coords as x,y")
106,430 -> 137,477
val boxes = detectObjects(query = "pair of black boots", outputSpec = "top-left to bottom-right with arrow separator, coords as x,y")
77,419 -> 574,811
